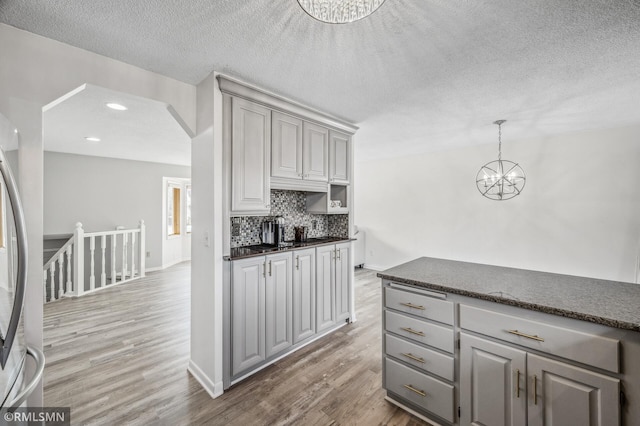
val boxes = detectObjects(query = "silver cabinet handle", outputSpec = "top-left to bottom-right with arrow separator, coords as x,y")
7,346 -> 45,408
400,302 -> 425,310
0,148 -> 28,369
296,256 -> 299,270
507,329 -> 545,342
269,260 -> 272,276
263,262 -> 266,277
403,384 -> 426,397
515,369 -> 520,398
337,249 -> 341,261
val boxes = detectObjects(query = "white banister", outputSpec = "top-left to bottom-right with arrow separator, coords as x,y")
111,233 -> 117,285
66,245 -> 72,294
139,220 -> 146,278
73,222 -> 85,297
89,235 -> 96,291
100,235 -> 106,288
44,220 -> 146,303
58,252 -> 64,299
49,262 -> 56,302
122,232 -> 128,280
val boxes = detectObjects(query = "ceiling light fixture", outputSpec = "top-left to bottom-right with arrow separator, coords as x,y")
85,137 -> 101,142
476,120 -> 526,201
297,0 -> 385,24
106,102 -> 128,111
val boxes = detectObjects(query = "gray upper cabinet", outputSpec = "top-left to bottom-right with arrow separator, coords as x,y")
329,130 -> 350,184
271,111 -> 303,180
302,122 -> 329,182
293,248 -> 316,344
231,256 -> 266,375
265,252 -> 293,357
231,97 -> 271,214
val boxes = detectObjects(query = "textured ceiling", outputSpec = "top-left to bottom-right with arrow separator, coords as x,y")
2,0 -> 640,161
43,85 -> 191,166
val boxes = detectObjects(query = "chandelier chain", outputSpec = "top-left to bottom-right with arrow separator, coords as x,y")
497,122 -> 502,162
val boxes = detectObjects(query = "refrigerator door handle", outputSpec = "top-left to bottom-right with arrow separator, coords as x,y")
0,148 -> 29,369
6,346 -> 45,408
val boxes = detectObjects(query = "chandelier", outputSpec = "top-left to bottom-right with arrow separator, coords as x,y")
476,120 -> 526,201
297,0 -> 386,24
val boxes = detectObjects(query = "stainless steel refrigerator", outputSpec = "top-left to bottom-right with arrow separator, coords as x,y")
0,112 -> 44,409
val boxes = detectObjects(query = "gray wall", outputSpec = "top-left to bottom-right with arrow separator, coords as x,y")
44,151 -> 191,269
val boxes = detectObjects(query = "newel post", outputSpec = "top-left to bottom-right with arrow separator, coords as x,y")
139,220 -> 146,278
73,222 -> 85,297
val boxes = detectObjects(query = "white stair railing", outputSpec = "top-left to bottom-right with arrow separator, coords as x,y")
43,220 -> 146,303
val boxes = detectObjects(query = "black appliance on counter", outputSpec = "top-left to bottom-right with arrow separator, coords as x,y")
261,217 -> 286,246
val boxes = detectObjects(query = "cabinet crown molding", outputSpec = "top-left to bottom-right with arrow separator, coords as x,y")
217,74 -> 358,134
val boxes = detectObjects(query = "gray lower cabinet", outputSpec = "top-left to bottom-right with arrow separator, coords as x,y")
265,252 -> 293,358
382,282 -> 456,424
293,248 -> 315,343
460,332 -> 620,426
231,252 -> 292,376
231,256 -> 266,375
316,242 -> 351,333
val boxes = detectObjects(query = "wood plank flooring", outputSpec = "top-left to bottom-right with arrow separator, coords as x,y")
44,263 -> 428,425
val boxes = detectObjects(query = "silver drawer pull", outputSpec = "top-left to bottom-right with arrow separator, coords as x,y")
401,352 -> 425,363
403,384 -> 426,397
400,302 -> 425,310
507,329 -> 545,342
400,327 -> 425,337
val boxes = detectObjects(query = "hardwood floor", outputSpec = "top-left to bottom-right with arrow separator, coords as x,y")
44,263 -> 428,425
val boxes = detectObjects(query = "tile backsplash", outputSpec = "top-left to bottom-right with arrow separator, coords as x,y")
230,190 -> 349,248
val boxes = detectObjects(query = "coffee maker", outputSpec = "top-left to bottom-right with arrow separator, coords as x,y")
262,216 -> 286,246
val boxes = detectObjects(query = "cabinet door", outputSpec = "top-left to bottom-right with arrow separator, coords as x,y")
232,257 -> 266,375
316,245 -> 335,332
528,353 -> 620,426
293,248 -> 315,343
335,242 -> 351,322
329,130 -> 350,184
271,111 -> 302,180
231,98 -> 271,213
265,253 -> 293,357
460,333 -> 527,426
302,122 -> 329,182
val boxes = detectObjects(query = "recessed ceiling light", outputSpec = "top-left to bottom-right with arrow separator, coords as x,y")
106,102 -> 127,111
85,137 -> 101,142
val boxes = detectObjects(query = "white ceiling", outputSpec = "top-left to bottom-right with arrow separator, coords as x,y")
2,0 -> 640,162
43,84 -> 191,166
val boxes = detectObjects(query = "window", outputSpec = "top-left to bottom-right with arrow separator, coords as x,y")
186,184 -> 192,234
167,184 -> 181,236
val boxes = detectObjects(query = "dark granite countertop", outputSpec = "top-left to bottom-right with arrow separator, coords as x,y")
378,257 -> 640,332
225,237 -> 353,260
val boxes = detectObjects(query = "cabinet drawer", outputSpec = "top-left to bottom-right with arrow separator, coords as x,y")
459,304 -> 620,373
385,333 -> 454,381
385,357 -> 455,423
385,287 -> 454,325
385,310 -> 454,353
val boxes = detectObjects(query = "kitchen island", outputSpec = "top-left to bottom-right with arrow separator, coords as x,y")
378,257 -> 640,426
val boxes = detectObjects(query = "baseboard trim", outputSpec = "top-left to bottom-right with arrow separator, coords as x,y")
363,264 -> 386,272
187,360 -> 224,399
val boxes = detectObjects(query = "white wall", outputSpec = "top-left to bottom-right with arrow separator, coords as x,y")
44,152 -> 190,269
0,23 -> 196,404
355,124 -> 640,283
188,72 -> 224,397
